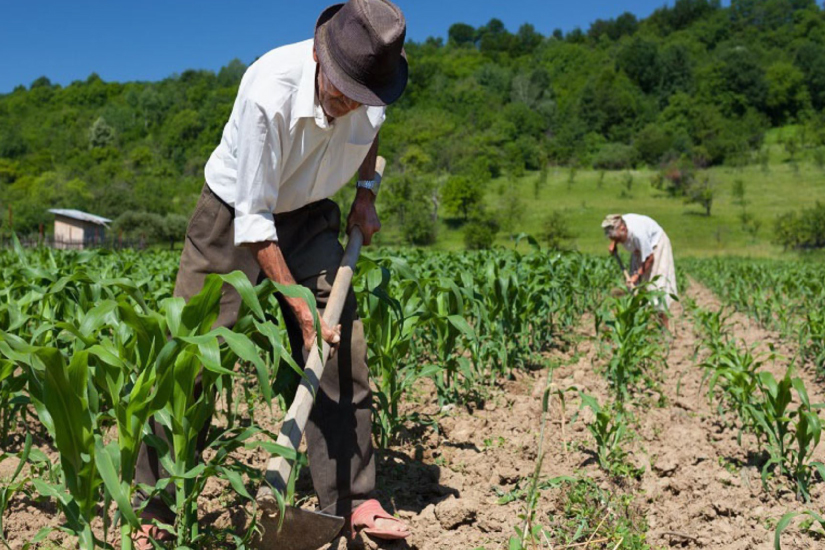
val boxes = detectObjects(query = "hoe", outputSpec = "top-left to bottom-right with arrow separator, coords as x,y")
253,156 -> 387,550
610,247 -> 633,297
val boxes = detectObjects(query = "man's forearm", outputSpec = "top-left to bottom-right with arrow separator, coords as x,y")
358,135 -> 379,181
248,241 -> 311,319
639,254 -> 654,277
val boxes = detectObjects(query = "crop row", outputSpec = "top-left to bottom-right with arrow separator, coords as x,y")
684,257 -> 825,374
689,298 -> 825,549
0,242 -> 613,548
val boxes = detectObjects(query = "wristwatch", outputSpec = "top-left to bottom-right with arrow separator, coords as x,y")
356,173 -> 382,196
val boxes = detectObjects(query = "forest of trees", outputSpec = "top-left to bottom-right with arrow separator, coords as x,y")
1,0 -> 824,243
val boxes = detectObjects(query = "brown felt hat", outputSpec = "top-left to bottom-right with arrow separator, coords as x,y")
314,0 -> 408,106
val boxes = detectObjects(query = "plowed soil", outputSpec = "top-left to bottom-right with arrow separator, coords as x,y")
2,280 -> 824,549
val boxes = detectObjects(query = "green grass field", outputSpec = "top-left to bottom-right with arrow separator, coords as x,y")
418,128 -> 825,258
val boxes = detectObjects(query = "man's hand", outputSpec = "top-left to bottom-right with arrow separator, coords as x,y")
347,187 -> 381,245
296,306 -> 341,352
248,240 -> 342,351
608,240 -> 617,254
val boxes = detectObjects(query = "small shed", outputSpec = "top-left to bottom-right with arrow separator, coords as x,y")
49,209 -> 112,249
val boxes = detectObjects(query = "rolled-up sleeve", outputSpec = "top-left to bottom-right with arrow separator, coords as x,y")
233,99 -> 282,246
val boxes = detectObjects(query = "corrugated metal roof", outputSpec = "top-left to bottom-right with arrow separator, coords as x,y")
49,209 -> 112,226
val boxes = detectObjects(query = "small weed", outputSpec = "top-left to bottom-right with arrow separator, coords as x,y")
483,436 -> 506,450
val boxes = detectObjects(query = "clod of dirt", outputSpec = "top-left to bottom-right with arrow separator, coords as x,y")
712,499 -> 740,517
434,495 -> 477,530
449,419 -> 478,442
419,503 -> 437,522
494,465 -> 520,485
652,454 -> 679,476
0,456 -> 21,480
715,470 -> 741,487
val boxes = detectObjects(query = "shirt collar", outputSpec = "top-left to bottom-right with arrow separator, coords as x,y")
294,53 -> 381,131
294,57 -> 331,129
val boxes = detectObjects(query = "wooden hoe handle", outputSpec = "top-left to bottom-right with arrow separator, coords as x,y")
257,156 -> 386,501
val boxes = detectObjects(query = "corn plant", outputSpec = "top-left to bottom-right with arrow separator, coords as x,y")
701,340 -> 765,443
357,258 -> 438,447
749,371 -> 825,501
419,276 -> 477,403
799,308 -> 825,375
691,306 -> 733,360
775,509 -> 825,550
701,342 -> 825,501
578,392 -> 633,476
0,267 -> 305,549
598,284 -> 665,403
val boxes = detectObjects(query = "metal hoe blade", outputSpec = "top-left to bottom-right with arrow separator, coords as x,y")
254,503 -> 344,550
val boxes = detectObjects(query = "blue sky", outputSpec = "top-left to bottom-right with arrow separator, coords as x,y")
1,0 -> 685,93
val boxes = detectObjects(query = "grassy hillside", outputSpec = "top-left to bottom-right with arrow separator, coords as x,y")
376,127 -> 824,257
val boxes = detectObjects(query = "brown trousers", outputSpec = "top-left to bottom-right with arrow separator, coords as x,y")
134,183 -> 375,519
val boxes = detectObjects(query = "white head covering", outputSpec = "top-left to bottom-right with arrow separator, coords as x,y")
601,214 -> 623,236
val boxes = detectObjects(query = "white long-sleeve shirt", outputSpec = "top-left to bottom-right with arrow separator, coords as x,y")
620,213 -> 664,261
204,39 -> 386,245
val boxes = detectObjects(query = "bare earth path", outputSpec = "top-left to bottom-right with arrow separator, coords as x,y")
319,278 -> 825,550
636,281 -> 825,550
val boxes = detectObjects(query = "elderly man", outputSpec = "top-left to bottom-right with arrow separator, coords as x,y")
132,0 -> 410,546
602,213 -> 678,327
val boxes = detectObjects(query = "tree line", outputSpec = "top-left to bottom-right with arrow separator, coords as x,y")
1,0 -> 824,245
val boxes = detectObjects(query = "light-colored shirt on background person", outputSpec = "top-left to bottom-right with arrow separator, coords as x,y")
620,213 -> 663,261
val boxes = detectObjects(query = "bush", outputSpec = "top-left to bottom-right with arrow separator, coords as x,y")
540,211 -> 576,250
442,176 -> 482,220
684,174 -> 715,216
592,143 -> 639,170
464,215 -> 500,250
401,200 -> 437,245
112,211 -> 188,245
655,157 -> 696,196
161,214 -> 188,242
498,192 -> 525,233
774,202 -> 825,250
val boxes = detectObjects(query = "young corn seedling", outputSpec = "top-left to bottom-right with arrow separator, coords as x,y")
600,284 -> 665,403
358,259 -> 435,447
750,370 -> 825,502
800,308 -> 825,376
421,277 -> 477,403
692,306 -> 733,361
701,340 -> 765,444
774,509 -> 825,550
578,392 -> 639,477
145,273 -> 307,547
